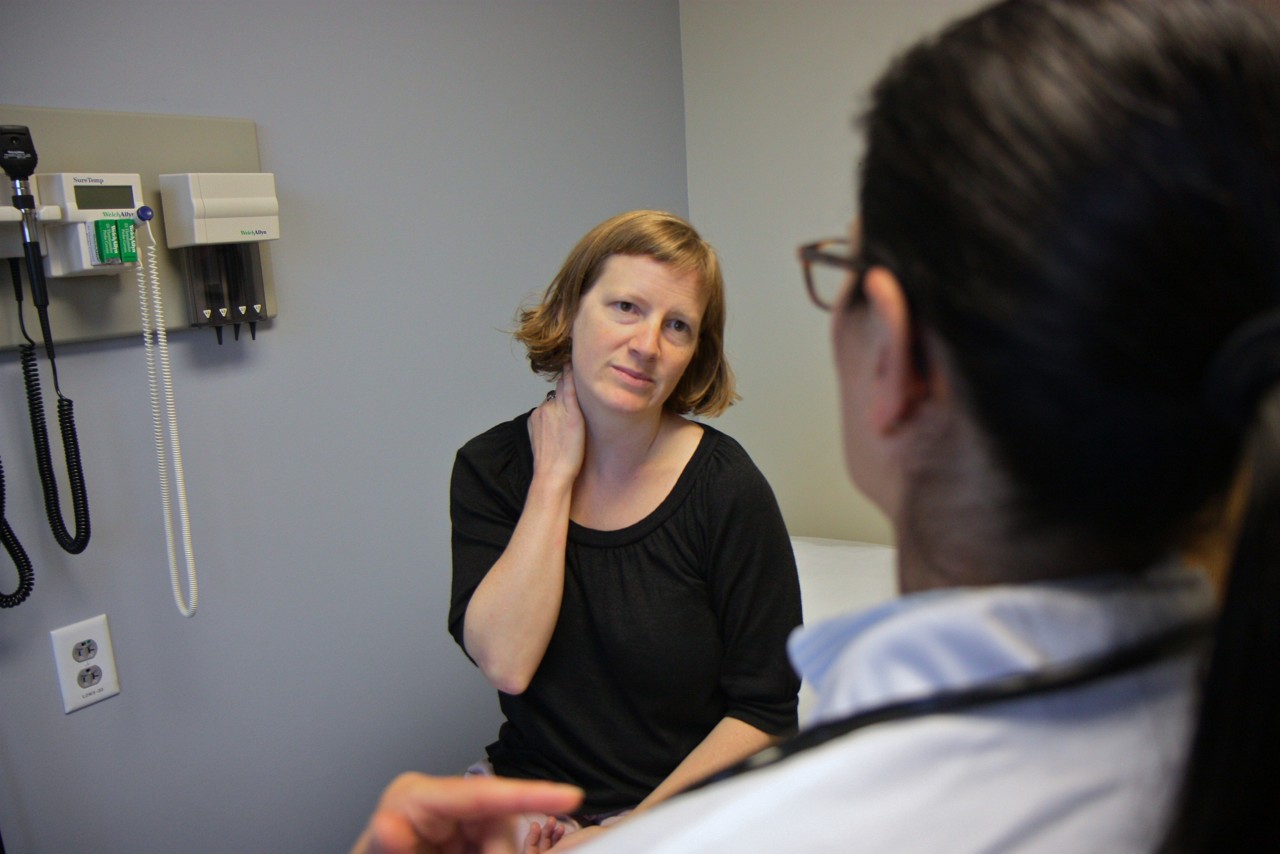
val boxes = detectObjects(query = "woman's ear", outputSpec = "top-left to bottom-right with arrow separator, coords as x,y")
862,267 -> 930,434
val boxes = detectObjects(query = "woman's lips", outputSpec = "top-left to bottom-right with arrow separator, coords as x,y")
612,364 -> 654,386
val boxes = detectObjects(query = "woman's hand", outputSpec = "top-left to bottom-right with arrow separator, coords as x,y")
523,816 -> 569,853
352,773 -> 582,854
528,366 -> 586,487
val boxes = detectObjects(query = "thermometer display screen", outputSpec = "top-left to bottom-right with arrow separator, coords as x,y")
73,184 -> 135,210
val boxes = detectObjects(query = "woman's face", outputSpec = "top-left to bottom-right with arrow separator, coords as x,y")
569,254 -> 705,421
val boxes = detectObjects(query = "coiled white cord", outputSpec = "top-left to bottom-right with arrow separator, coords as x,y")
135,218 -> 197,616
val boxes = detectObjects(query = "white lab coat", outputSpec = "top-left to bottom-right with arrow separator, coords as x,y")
594,561 -> 1213,853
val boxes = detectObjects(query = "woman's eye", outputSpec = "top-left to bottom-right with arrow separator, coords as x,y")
616,301 -> 635,313
670,319 -> 688,333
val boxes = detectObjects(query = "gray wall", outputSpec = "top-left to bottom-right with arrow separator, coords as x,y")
0,2 -> 688,851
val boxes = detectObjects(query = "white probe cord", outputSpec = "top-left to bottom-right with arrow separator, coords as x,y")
135,220 -> 197,616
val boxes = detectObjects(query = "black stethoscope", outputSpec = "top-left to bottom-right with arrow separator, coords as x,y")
684,618 -> 1215,794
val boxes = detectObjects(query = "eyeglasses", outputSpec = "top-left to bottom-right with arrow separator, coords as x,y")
798,238 -> 865,311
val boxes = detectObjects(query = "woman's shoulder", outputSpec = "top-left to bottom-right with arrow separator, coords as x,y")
453,411 -> 534,485
687,420 -> 766,480
458,411 -> 532,455
676,421 -> 784,519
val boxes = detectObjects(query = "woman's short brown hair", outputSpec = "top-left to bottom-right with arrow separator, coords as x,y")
514,210 -> 737,416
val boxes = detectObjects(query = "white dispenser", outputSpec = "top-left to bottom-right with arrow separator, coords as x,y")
158,172 -> 279,341
158,172 -> 278,247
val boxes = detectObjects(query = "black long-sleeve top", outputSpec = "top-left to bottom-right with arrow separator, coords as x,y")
449,411 -> 802,813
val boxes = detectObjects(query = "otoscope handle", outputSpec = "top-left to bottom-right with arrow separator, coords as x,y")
23,240 -> 48,308
9,183 -> 50,309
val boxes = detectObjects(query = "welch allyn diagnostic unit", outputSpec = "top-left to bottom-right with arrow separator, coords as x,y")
159,172 -> 279,343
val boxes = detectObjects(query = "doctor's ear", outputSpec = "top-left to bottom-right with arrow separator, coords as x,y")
862,267 -> 932,433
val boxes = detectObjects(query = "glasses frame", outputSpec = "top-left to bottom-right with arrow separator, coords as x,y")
799,238 -> 865,311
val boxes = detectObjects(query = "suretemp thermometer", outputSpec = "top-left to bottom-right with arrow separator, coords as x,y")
34,172 -> 143,276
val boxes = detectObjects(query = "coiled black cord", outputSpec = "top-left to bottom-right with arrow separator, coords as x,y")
2,257 -> 34,606
9,256 -> 90,555
19,344 -> 90,553
0,456 -> 34,608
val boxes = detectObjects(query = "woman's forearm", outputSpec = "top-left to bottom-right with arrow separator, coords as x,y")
462,473 -> 574,695
635,717 -> 780,812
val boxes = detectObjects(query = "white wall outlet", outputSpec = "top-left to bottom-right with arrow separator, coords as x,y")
50,614 -> 121,713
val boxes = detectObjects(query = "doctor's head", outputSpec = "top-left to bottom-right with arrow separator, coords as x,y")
827,0 -> 1280,583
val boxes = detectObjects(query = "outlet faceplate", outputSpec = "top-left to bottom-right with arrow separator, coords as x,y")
51,614 -> 120,713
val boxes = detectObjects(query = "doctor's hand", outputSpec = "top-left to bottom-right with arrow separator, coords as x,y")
352,773 -> 583,854
529,366 -> 586,487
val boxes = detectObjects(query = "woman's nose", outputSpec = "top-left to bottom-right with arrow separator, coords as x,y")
630,321 -> 661,357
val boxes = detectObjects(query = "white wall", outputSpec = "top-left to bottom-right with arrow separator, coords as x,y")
681,0 -> 987,544
0,2 -> 688,851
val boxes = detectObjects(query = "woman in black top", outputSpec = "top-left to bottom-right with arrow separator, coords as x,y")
447,210 -> 801,846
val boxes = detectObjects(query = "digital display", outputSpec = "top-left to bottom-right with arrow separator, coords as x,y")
73,184 -> 135,210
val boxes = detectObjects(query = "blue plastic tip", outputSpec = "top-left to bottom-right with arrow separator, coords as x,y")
136,205 -> 154,221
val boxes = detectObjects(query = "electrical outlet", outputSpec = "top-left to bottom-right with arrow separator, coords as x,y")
50,614 -> 120,713
72,639 -> 98,662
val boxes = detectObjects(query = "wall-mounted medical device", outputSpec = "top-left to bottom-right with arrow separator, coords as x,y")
1,106 -> 280,617
1,127 -> 93,611
159,172 -> 278,342
0,105 -> 277,352
33,172 -> 143,277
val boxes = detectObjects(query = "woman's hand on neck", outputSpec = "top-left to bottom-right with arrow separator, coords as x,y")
528,367 -> 587,489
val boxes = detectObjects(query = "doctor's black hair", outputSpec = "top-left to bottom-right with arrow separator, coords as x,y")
856,0 -> 1280,849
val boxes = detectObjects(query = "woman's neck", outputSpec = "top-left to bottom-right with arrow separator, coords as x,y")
571,409 -> 702,531
581,408 -> 679,479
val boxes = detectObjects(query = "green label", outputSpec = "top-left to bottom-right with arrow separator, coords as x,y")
94,220 -> 120,263
117,221 -> 138,263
